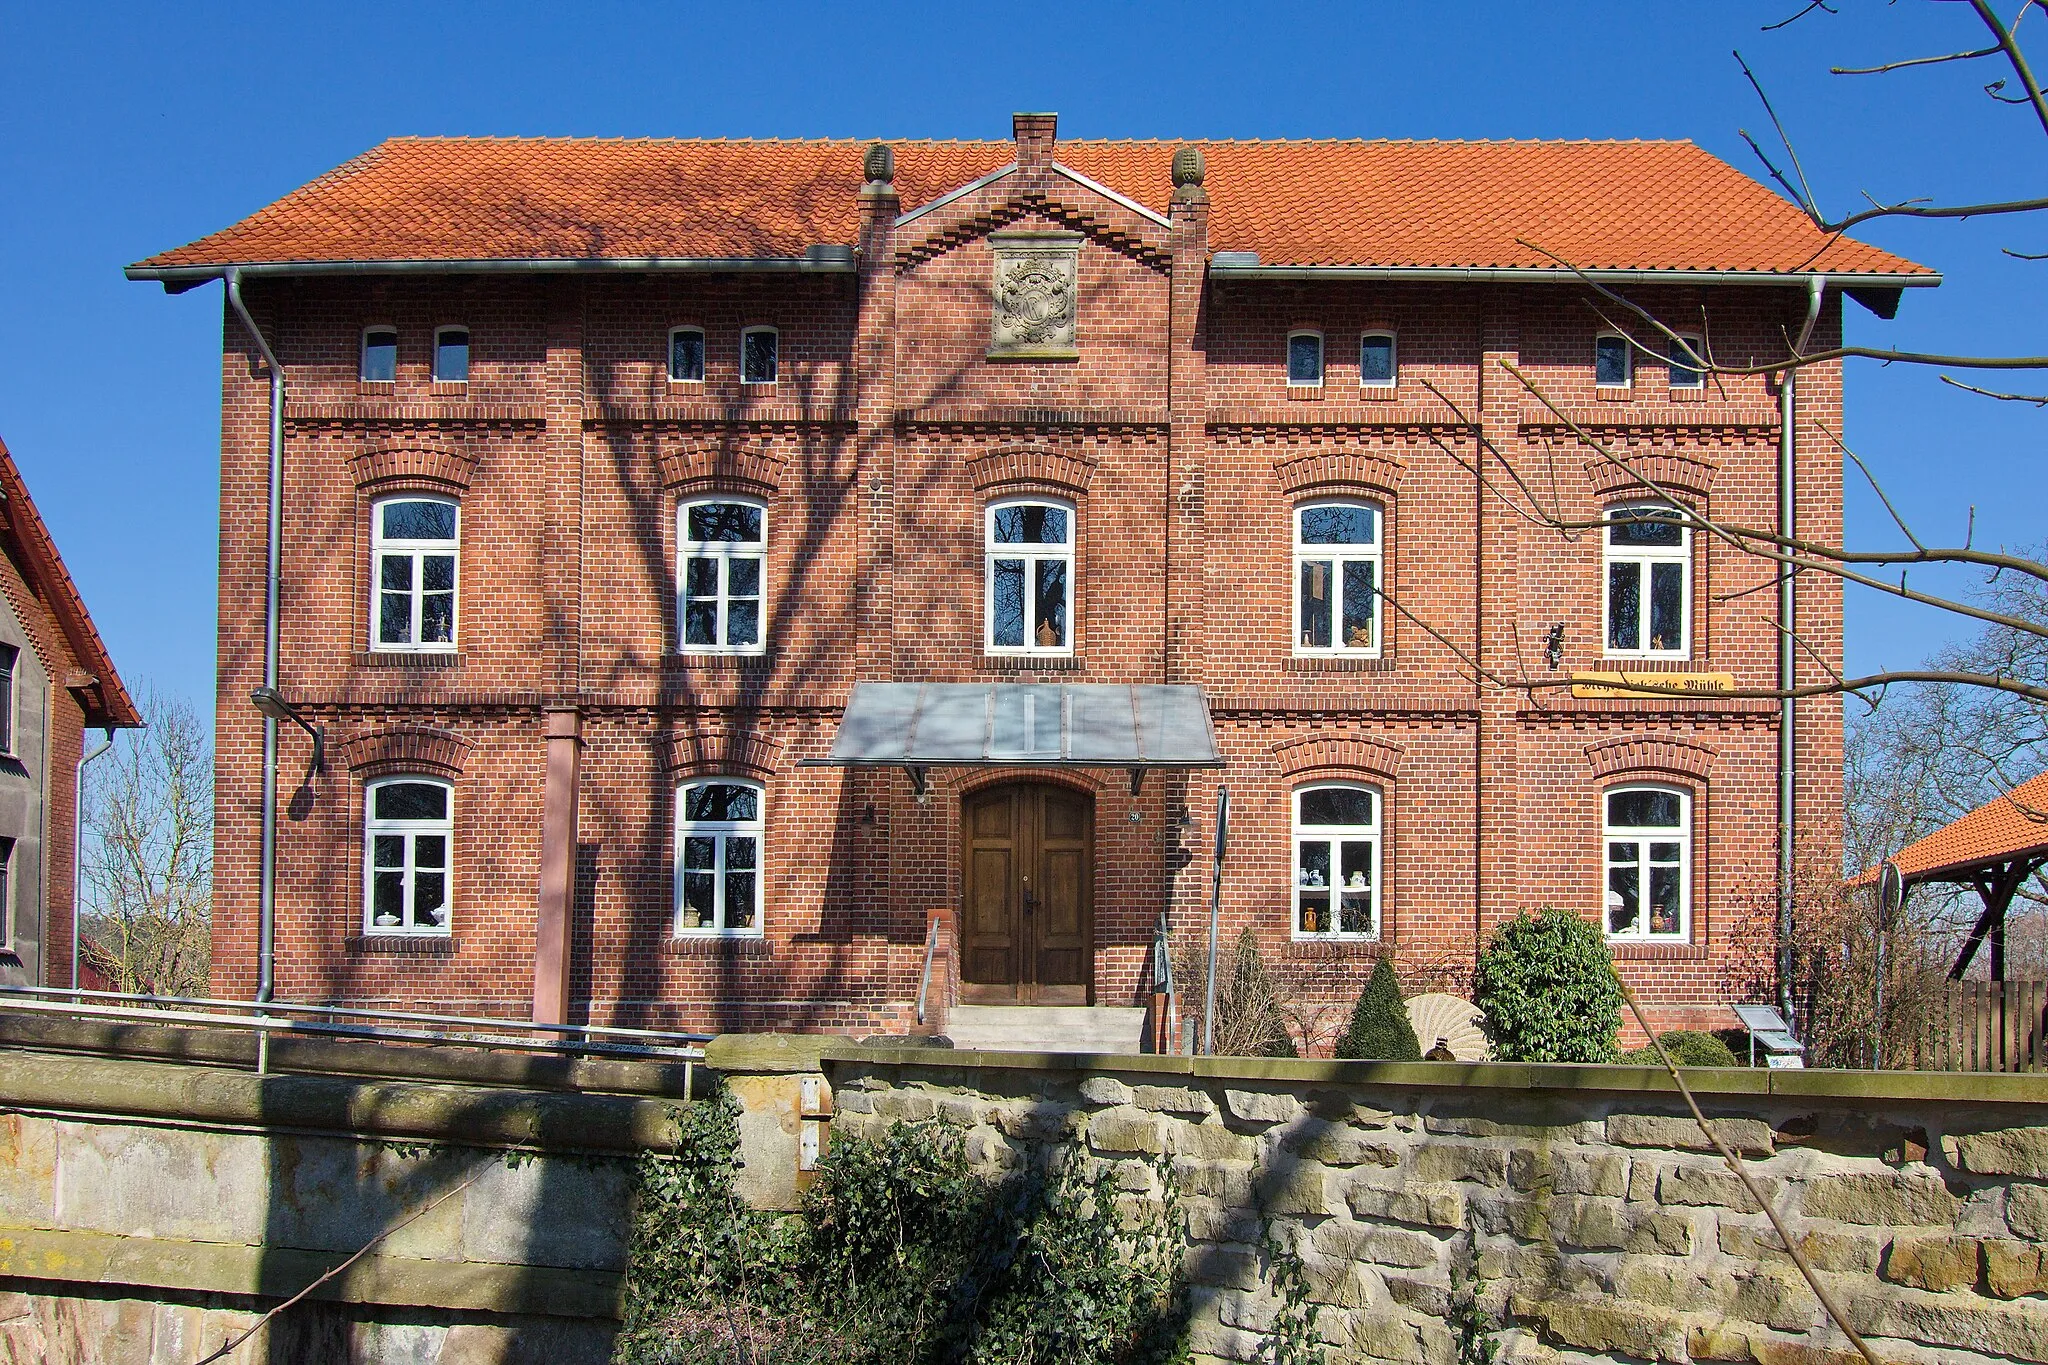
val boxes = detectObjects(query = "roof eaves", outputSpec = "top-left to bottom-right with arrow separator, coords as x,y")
125,252 -> 859,290
0,439 -> 140,729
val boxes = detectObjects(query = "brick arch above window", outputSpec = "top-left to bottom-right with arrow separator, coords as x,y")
1581,450 -> 1717,502
1270,734 -> 1404,783
966,445 -> 1098,496
658,726 -> 785,782
659,438 -> 788,499
1271,449 -> 1405,500
1584,735 -> 1716,782
339,725 -> 473,779
349,444 -> 478,493
951,765 -> 1107,800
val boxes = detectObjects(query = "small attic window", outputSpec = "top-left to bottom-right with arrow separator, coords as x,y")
1595,334 -> 1632,389
434,327 -> 470,384
361,327 -> 397,383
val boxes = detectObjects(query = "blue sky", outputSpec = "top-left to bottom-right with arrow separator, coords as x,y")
0,1 -> 2039,717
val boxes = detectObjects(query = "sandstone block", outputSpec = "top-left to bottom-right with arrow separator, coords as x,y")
1312,1218 -> 1443,1269
55,1122 -> 267,1244
1078,1076 -> 1134,1107
964,1125 -> 1014,1168
1253,1158 -> 1333,1215
1718,1221 -> 1887,1275
832,1090 -> 874,1114
1412,1142 -> 1508,1187
1802,1170 -> 1960,1227
1984,1238 -> 2048,1298
1184,1197 -> 1263,1244
936,1097 -> 982,1126
994,1101 -> 1077,1141
2006,1182 -> 2048,1240
1611,1256 -> 1719,1310
1280,1118 -> 1398,1167
1088,1109 -> 1165,1155
1135,1084 -> 1215,1116
1529,1196 -> 1691,1255
0,1115 -> 56,1227
1385,1270 -> 1456,1316
1686,1323 -> 1866,1365
1174,1122 -> 1256,1163
1173,1156 -> 1252,1202
1511,1148 -> 1628,1198
1185,1317 -> 1264,1362
1513,1292 -> 1688,1364
1658,1163 -> 1772,1212
1424,1112 -> 1600,1142
1187,1244 -> 1262,1291
1847,1290 -> 2048,1361
1347,1178 -> 1466,1230
1607,1113 -> 1773,1156
1216,1287 -> 1281,1332
1946,1126 -> 2048,1178
1348,1313 -> 1424,1362
1224,1089 -> 1299,1126
1726,1267 -> 1824,1333
873,1089 -> 936,1122
1882,1235 -> 1981,1292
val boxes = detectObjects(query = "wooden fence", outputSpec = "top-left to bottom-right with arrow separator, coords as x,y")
1897,979 -> 2048,1072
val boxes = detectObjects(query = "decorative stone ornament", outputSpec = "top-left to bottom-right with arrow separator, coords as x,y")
862,142 -> 895,189
1171,145 -> 1205,188
987,230 -> 1081,360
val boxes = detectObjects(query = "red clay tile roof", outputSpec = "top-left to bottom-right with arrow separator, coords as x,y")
133,136 -> 1931,278
1866,771 -> 2048,886
0,438 -> 140,729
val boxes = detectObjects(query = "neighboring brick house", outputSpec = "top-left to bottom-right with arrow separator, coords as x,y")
0,438 -> 141,992
131,115 -> 1930,1043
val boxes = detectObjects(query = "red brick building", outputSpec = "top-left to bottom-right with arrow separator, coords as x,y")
0,438 -> 141,993
132,115 -> 1930,1044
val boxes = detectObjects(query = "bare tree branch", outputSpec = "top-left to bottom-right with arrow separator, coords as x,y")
1941,374 -> 2048,404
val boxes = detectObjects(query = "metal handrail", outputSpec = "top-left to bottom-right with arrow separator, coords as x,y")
916,914 -> 941,1026
0,985 -> 712,1078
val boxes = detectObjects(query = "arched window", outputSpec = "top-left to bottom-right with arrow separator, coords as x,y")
668,326 -> 705,383
1604,784 -> 1690,941
372,495 -> 459,651
1668,333 -> 1706,390
1595,333 -> 1632,389
365,777 -> 452,936
741,326 -> 779,384
433,325 -> 469,384
678,497 -> 767,654
1359,331 -> 1397,388
676,778 -> 764,936
360,326 -> 397,383
1293,783 -> 1380,940
1287,330 -> 1324,387
1604,503 -> 1690,657
985,497 -> 1074,655
1294,500 -> 1381,655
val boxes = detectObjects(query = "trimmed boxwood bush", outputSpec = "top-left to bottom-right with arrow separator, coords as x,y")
1336,956 -> 1421,1060
1472,907 -> 1623,1063
1626,1030 -> 1740,1068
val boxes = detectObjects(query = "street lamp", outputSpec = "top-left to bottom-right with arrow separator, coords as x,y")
249,686 -> 324,775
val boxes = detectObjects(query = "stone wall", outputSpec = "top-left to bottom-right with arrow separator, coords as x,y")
819,1047 -> 2048,1365
0,1026 -> 685,1365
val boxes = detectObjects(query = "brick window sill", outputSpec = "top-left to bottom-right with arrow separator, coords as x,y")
348,935 -> 457,956
1284,939 -> 1388,961
978,655 -> 1084,673
429,381 -> 468,397
1595,387 -> 1633,402
357,381 -> 397,398
1286,385 -> 1324,402
355,651 -> 463,669
667,935 -> 772,958
1610,941 -> 1708,961
664,653 -> 772,671
1286,655 -> 1394,674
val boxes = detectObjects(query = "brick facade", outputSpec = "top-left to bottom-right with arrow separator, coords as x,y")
194,118 -> 1857,1043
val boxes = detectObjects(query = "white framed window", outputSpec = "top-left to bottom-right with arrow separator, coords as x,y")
1294,501 -> 1380,656
985,498 -> 1073,655
741,326 -> 779,384
365,778 -> 452,936
1293,783 -> 1380,940
1604,784 -> 1690,941
678,498 -> 766,654
372,496 -> 459,652
676,778 -> 763,936
1595,333 -> 1632,389
1604,503 -> 1690,658
1287,330 -> 1324,387
360,326 -> 398,383
433,326 -> 469,383
1359,331 -> 1397,388
0,642 -> 18,755
1668,334 -> 1706,389
668,327 -> 706,384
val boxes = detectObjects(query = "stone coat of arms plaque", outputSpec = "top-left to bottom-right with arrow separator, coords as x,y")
987,231 -> 1081,360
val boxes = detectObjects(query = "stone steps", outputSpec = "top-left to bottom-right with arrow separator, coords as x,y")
944,1005 -> 1147,1054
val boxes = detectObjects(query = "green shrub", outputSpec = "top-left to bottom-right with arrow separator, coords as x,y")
1472,907 -> 1623,1063
1625,1030 -> 1740,1068
1335,957 -> 1421,1060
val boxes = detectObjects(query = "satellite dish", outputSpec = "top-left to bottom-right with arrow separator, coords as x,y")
1406,993 -> 1489,1062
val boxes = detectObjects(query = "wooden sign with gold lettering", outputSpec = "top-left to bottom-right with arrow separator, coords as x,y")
1569,671 -> 1737,700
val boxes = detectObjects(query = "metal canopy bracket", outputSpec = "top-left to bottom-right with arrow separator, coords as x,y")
905,764 -> 930,799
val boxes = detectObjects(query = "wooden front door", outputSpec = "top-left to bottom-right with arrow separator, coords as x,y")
961,782 -> 1094,1004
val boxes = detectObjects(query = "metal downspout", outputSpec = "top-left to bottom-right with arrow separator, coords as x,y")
70,728 -> 114,988
1779,275 -> 1826,1031
225,269 -> 284,1007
